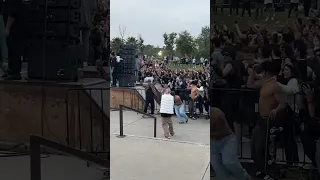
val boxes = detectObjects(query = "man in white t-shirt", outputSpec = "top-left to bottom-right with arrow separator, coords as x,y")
200,57 -> 204,66
144,74 -> 154,83
264,0 -> 274,21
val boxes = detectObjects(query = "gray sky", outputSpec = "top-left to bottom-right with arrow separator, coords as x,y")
110,0 -> 210,47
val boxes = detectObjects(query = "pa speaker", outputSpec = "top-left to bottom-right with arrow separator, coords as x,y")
118,74 -> 136,87
28,9 -> 81,23
28,39 -> 83,81
28,23 -> 80,39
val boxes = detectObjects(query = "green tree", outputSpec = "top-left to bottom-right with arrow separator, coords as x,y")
175,30 -> 196,57
144,44 -> 157,57
126,36 -> 138,46
110,37 -> 124,53
195,26 -> 210,58
163,32 -> 177,60
137,35 -> 145,55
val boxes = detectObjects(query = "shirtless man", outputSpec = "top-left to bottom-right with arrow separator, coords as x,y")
189,81 -> 199,120
174,95 -> 188,123
247,61 -> 286,179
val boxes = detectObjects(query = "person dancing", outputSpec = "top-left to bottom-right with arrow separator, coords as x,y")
174,95 -> 188,124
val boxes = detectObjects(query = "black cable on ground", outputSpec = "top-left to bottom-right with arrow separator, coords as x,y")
0,143 -> 29,156
0,143 -> 27,151
0,151 -> 51,158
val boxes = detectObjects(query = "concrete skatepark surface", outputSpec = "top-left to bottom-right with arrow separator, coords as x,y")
110,110 -> 210,180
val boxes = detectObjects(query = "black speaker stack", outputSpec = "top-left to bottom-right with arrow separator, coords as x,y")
118,45 -> 137,87
25,0 -> 83,81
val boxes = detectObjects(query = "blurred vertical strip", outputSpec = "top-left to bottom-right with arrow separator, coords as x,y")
93,0 -> 110,62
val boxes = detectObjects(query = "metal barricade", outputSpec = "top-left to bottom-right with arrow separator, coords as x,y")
211,88 -> 313,165
65,88 -> 109,156
117,105 -> 157,138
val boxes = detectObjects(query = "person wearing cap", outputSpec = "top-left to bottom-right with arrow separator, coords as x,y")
111,53 -> 121,86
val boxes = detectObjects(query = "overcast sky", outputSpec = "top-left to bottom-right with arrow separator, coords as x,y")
110,0 -> 210,47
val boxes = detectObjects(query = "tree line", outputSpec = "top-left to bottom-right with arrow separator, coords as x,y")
110,26 -> 210,59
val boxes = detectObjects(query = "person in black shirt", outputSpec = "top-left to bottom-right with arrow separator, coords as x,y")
271,45 -> 282,77
143,78 -> 156,115
162,76 -> 169,84
111,52 -> 121,86
3,0 -> 23,80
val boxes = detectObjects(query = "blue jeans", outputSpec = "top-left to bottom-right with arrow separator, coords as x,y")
211,135 -> 250,180
174,104 -> 188,123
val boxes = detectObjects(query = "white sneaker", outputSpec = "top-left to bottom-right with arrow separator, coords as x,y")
265,17 -> 269,21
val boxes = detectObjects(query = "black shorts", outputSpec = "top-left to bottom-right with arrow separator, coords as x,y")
221,92 -> 240,121
236,99 -> 257,124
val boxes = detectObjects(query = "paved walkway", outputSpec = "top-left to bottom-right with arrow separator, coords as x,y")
110,110 -> 210,180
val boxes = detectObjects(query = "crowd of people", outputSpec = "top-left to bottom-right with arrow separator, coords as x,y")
142,59 -> 211,139
110,53 -> 211,139
139,59 -> 211,120
212,0 -> 317,19
170,56 -> 210,65
210,14 -> 320,179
